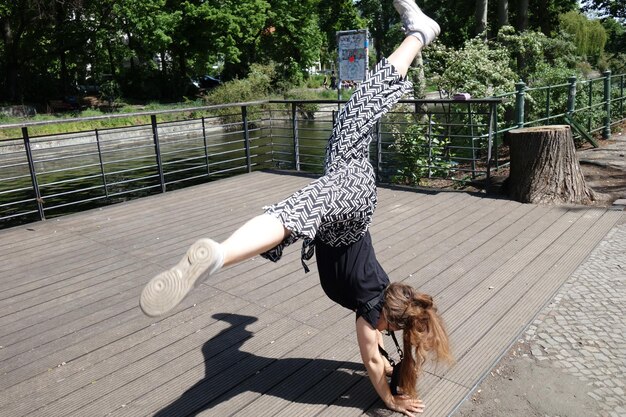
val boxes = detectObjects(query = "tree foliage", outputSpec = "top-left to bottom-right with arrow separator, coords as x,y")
0,0 -> 624,105
0,0 -> 323,102
583,0 -> 626,19
559,11 -> 607,62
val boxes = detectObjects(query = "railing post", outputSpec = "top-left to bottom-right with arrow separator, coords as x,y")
493,101 -> 500,170
201,116 -> 210,176
375,119 -> 382,183
426,113 -> 433,179
292,102 -> 300,171
241,106 -> 252,173
467,103 -> 476,179
22,127 -> 45,220
587,80 -> 593,132
515,81 -> 526,128
94,129 -> 109,199
603,70 -> 611,140
545,85 -> 551,119
486,102 -> 496,182
566,75 -> 577,115
619,74 -> 626,118
151,114 -> 166,193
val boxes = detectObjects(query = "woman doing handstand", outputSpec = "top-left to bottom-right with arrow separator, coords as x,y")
140,1 -> 452,415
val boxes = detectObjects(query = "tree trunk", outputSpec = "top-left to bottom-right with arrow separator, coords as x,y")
56,2 -> 69,98
497,0 -> 509,30
516,0 -> 529,31
1,18 -> 19,101
507,125 -> 596,205
475,0 -> 488,39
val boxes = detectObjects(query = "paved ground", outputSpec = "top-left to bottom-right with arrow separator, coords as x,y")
579,129 -> 626,203
455,216 -> 625,417
455,127 -> 626,417
579,130 -> 626,172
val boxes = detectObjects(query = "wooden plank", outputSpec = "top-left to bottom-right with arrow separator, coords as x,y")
0,261 -> 147,343
0,255 -> 140,322
91,316 -> 311,417
90,176 -> 301,245
0,172 -> 619,417
269,352 -> 366,417
194,329 -> 358,417
442,210 -> 621,389
0,286 -> 235,409
2,293 -> 252,416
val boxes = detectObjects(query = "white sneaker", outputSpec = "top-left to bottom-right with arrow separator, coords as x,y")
140,238 -> 224,317
393,0 -> 440,46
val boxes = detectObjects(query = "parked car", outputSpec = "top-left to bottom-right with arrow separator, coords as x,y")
191,75 -> 222,90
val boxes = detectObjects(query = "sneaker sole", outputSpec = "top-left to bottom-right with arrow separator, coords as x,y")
395,0 -> 441,39
140,238 -> 221,317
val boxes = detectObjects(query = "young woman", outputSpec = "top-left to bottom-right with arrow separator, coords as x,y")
140,1 -> 452,415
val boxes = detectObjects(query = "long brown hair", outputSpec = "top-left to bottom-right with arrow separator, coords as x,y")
382,282 -> 453,397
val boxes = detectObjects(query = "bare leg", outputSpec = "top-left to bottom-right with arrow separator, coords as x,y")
140,213 -> 290,317
387,36 -> 424,78
221,214 -> 290,267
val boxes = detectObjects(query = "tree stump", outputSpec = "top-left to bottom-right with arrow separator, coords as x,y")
507,125 -> 596,205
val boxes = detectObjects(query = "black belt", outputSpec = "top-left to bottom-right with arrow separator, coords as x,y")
357,290 -> 385,317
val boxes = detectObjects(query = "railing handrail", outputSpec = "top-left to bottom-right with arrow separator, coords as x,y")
0,98 -> 507,131
270,98 -> 504,104
0,100 -> 270,130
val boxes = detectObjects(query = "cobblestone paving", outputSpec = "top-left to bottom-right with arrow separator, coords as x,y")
523,220 -> 626,417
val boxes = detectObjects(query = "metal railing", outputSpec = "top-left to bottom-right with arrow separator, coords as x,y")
1,70 -> 625,228
502,71 -> 626,140
0,102 -> 272,225
267,98 -> 501,183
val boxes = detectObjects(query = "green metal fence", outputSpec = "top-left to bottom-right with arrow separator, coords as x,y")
0,70 -> 624,228
499,71 -> 626,144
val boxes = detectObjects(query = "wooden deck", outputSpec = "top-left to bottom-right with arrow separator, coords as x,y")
0,171 -> 623,417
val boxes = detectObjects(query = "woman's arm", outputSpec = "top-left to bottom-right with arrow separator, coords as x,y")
355,316 -> 425,416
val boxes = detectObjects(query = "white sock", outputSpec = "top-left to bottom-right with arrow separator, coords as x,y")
210,243 -> 225,275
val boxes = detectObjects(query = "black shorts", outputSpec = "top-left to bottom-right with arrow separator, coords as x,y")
315,231 -> 389,328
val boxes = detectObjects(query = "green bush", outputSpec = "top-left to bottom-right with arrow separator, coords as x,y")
424,37 -> 517,98
205,63 -> 275,105
306,74 -> 325,89
389,111 -> 453,185
607,54 -> 626,74
283,89 -> 320,119
203,63 -> 276,127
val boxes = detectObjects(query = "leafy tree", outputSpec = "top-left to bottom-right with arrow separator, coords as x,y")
167,0 -> 270,82
600,17 -> 626,73
0,0 -> 80,101
582,0 -> 626,19
356,0 -> 403,63
422,0 -> 474,48
317,0 -> 366,52
530,0 -> 578,35
259,0 -> 323,87
559,11 -> 607,62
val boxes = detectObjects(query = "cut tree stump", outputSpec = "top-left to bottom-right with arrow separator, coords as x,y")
507,125 -> 596,205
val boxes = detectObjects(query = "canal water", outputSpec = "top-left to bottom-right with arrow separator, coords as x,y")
0,117 -> 337,226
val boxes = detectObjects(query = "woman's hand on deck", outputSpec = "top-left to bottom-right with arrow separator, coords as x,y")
387,395 -> 425,416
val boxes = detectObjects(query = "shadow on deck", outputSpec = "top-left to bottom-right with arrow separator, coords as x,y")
0,171 -> 622,417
